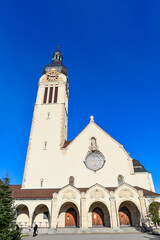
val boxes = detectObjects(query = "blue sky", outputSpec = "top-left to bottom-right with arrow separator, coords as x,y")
0,0 -> 160,192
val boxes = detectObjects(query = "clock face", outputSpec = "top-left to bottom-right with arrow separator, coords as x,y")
46,71 -> 59,81
84,152 -> 105,171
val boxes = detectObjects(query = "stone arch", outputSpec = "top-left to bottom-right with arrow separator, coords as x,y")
118,200 -> 140,227
88,201 -> 110,227
32,204 -> 50,228
16,204 -> 29,228
57,202 -> 79,228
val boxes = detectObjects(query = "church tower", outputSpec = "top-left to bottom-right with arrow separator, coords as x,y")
22,47 -> 69,189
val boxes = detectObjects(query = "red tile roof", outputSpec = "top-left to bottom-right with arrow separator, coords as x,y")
11,185 -> 160,200
62,141 -> 72,148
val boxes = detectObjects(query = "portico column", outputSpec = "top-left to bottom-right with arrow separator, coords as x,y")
29,213 -> 33,228
80,192 -> 88,228
109,192 -> 118,228
138,190 -> 147,224
51,193 -> 58,228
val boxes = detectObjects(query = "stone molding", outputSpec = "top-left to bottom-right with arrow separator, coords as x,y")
118,188 -> 134,198
62,190 -> 76,199
90,188 -> 105,199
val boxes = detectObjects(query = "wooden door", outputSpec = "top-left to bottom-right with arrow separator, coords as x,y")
65,208 -> 77,227
119,207 -> 132,226
92,207 -> 104,226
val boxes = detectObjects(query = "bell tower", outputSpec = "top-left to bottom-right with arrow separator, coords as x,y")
22,47 -> 69,189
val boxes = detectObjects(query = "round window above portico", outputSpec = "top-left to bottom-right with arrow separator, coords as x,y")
84,151 -> 105,172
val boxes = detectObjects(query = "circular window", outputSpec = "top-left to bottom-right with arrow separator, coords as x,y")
84,152 -> 105,171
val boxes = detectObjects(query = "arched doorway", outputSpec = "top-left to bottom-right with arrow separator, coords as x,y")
119,207 -> 132,226
118,201 -> 140,227
92,207 -> 104,226
65,208 -> 77,227
88,201 -> 110,227
58,202 -> 79,228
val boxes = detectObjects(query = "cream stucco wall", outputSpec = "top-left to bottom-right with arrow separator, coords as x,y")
22,69 -> 155,193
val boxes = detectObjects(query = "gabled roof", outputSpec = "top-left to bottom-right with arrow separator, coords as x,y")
11,184 -> 160,200
62,121 -> 123,149
63,141 -> 72,148
133,159 -> 147,172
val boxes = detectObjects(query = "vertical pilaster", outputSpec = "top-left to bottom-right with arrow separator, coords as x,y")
109,191 -> 118,228
138,190 -> 147,223
29,213 -> 33,228
50,193 -> 58,228
80,192 -> 88,228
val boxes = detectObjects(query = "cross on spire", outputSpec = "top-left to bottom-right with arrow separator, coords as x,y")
90,116 -> 94,122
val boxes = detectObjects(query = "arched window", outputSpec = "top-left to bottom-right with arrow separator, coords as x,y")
44,141 -> 47,150
90,137 -> 98,151
47,112 -> 50,119
118,175 -> 124,185
69,176 -> 74,186
91,137 -> 96,148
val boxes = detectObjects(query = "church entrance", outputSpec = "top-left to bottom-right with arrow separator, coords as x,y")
119,207 -> 132,226
65,208 -> 77,227
92,207 -> 104,226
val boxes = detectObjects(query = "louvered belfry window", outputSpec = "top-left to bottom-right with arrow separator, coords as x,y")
54,87 -> 58,103
43,87 -> 48,104
49,87 -> 53,103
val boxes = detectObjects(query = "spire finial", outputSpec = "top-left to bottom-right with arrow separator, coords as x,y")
90,116 -> 94,122
57,45 -> 60,50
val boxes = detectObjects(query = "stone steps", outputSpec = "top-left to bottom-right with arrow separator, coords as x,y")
53,227 -> 140,234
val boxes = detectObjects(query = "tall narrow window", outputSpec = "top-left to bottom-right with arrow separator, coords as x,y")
44,141 -> 47,150
54,87 -> 58,103
43,87 -> 48,104
49,87 -> 53,103
47,112 -> 50,119
40,178 -> 43,187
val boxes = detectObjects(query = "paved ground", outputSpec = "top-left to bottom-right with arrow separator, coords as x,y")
23,233 -> 160,240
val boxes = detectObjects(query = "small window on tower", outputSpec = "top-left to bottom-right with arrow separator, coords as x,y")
40,178 -> 43,187
47,112 -> 50,119
69,176 -> 74,186
44,141 -> 47,150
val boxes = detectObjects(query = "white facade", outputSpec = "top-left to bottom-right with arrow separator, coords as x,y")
13,49 -> 160,233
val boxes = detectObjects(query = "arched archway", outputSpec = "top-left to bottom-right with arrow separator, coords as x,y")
88,201 -> 110,227
32,204 -> 50,228
58,202 -> 79,228
16,204 -> 29,228
118,201 -> 140,227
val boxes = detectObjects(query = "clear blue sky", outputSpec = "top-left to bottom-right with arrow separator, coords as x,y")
0,0 -> 160,192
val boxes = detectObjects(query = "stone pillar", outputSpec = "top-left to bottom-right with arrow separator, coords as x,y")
138,190 -> 147,224
109,192 -> 118,228
29,213 -> 33,228
80,192 -> 88,228
50,193 -> 58,229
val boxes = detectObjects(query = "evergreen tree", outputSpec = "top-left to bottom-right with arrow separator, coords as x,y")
0,173 -> 21,240
149,202 -> 160,228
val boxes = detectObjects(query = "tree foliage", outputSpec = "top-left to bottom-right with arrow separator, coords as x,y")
0,173 -> 21,240
149,202 -> 160,227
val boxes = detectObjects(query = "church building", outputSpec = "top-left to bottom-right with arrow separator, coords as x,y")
12,47 -> 160,233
